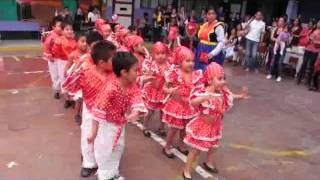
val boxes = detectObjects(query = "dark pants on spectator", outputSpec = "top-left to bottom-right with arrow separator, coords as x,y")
245,38 -> 259,70
297,50 -> 318,86
312,71 -> 319,89
270,50 -> 285,78
153,27 -> 162,42
266,45 -> 274,71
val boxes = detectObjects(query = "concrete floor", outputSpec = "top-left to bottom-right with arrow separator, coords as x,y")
0,54 -> 319,180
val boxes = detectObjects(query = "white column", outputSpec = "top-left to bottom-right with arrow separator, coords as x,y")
286,0 -> 299,21
240,0 -> 247,19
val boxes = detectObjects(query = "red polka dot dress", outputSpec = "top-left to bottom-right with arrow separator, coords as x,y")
184,86 -> 233,151
142,61 -> 172,110
162,68 -> 203,129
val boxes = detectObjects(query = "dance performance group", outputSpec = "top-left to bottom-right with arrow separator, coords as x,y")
41,8 -> 248,180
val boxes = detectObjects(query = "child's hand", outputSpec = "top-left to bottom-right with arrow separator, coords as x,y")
239,87 -> 249,99
126,110 -> 140,122
169,87 -> 179,97
87,133 -> 97,144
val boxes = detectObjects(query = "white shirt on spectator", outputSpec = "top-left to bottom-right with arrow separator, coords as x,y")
246,19 -> 265,42
88,12 -> 98,22
209,25 -> 225,57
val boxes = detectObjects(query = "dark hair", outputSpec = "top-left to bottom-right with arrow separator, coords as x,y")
86,31 -> 103,46
50,16 -> 63,28
112,52 -> 138,77
61,21 -> 73,29
128,25 -> 137,32
75,33 -> 86,41
91,40 -> 116,65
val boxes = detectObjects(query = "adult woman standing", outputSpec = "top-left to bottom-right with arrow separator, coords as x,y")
290,18 -> 302,46
194,8 -> 225,70
153,6 -> 164,42
266,17 -> 286,82
297,20 -> 320,87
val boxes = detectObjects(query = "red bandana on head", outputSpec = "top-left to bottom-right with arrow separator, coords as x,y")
172,46 -> 194,65
152,42 -> 169,55
204,62 -> 224,82
116,28 -> 130,43
126,35 -> 144,52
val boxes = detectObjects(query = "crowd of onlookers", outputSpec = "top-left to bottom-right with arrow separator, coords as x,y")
138,5 -> 319,92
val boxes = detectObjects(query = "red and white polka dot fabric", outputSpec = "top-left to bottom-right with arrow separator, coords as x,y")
184,85 -> 233,151
162,68 -> 203,129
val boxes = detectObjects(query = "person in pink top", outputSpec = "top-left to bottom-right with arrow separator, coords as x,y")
42,16 -> 63,99
297,20 -> 320,87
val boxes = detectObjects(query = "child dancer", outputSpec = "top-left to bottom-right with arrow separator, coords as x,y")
89,52 -> 147,180
42,16 -> 63,99
63,40 -> 116,177
116,28 -> 130,51
126,35 -> 152,87
142,42 -> 172,137
64,34 -> 89,125
182,62 -> 248,180
162,46 -> 203,158
52,21 -> 77,108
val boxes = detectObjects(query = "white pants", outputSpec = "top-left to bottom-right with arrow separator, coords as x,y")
47,60 -> 60,91
55,59 -> 67,93
94,121 -> 125,180
81,103 -> 97,168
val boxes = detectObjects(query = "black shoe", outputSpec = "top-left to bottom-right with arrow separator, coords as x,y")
54,92 -> 60,99
177,147 -> 189,156
64,100 -> 73,109
157,128 -> 166,137
80,167 -> 94,177
202,162 -> 219,173
309,87 -> 319,91
143,129 -> 151,137
182,171 -> 192,180
74,115 -> 82,125
162,148 -> 175,159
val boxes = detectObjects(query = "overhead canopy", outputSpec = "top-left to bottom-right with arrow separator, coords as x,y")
16,0 -> 63,7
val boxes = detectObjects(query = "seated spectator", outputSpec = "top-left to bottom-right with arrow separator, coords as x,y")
224,28 -> 237,62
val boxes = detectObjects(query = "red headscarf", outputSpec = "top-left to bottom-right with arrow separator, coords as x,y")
152,42 -> 169,55
126,35 -> 144,52
116,28 -> 130,44
204,62 -> 224,82
172,46 -> 194,65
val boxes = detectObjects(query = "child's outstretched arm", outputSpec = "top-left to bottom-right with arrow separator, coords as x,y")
232,87 -> 249,100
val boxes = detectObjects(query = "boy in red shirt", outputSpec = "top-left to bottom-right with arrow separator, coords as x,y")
89,52 -> 147,180
52,21 -> 77,108
63,40 -> 116,177
42,16 -> 63,99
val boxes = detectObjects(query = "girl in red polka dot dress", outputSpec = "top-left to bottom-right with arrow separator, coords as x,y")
142,42 -> 173,137
182,62 -> 248,180
162,46 -> 203,158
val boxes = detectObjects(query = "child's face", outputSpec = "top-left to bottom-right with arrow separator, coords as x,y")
209,74 -> 225,92
133,43 -> 145,54
99,56 -> 113,72
181,57 -> 194,72
100,24 -> 112,39
153,53 -> 167,63
52,22 -> 62,35
123,63 -> 138,84
284,27 -> 289,32
77,36 -> 88,52
63,25 -> 74,39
